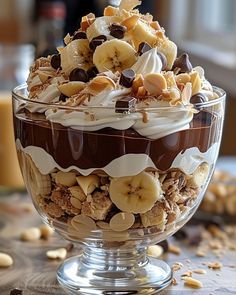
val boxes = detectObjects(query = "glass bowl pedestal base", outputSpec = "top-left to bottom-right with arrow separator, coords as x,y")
57,247 -> 172,294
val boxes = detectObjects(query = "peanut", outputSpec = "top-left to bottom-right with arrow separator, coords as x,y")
0,253 -> 13,267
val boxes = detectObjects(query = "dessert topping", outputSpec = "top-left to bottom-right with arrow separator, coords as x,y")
58,81 -> 86,97
143,73 -> 167,96
69,68 -> 89,82
173,53 -> 193,73
89,35 -> 107,51
51,54 -> 61,70
138,42 -> 152,56
59,93 -> 68,102
121,15 -> 140,31
132,48 -> 163,76
115,96 -> 136,113
190,93 -> 207,104
72,31 -> 87,40
119,69 -> 136,88
190,72 -> 202,96
109,23 -> 127,39
93,39 -> 137,73
87,66 -> 99,79
86,76 -> 116,96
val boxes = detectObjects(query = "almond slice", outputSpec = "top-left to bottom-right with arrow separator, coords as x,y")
86,76 -> 116,96
122,15 -> 140,31
104,6 -> 119,16
76,175 -> 100,196
190,71 -> 202,96
119,0 -> 141,11
58,82 -> 86,97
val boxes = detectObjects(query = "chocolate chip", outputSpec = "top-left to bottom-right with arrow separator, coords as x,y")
138,42 -> 152,56
73,31 -> 87,40
119,69 -> 135,88
109,23 -> 127,39
173,53 -> 193,73
190,93 -> 207,104
89,35 -> 107,50
115,96 -> 136,113
157,51 -> 167,70
157,240 -> 169,253
10,289 -> 23,295
87,66 -> 99,79
59,93 -> 68,102
51,54 -> 61,70
69,68 -> 89,82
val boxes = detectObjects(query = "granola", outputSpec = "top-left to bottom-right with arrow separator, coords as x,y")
18,150 -> 210,238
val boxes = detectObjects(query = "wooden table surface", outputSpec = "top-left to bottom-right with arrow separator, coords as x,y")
0,193 -> 236,295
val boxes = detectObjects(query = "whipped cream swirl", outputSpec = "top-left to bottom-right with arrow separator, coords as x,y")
132,48 -> 162,76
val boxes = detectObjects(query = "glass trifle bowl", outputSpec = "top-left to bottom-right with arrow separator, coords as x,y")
12,0 -> 226,293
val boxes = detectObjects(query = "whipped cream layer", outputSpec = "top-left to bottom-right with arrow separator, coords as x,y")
44,88 -> 193,139
16,139 -> 219,177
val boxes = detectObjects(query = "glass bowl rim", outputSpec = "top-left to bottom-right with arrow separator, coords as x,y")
12,83 -> 226,112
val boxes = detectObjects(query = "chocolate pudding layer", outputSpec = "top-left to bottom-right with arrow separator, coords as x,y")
14,109 -> 219,173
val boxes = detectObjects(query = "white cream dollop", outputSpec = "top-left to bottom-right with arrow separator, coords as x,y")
26,80 -> 62,113
131,48 -> 162,76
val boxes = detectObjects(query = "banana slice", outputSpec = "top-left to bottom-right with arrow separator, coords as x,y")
18,151 -> 51,197
131,20 -> 157,50
58,81 -> 86,97
110,172 -> 162,214
156,39 -> 177,70
187,163 -> 210,188
93,39 -> 137,73
60,39 -> 93,75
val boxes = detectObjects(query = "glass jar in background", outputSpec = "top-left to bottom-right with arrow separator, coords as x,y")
0,44 -> 35,192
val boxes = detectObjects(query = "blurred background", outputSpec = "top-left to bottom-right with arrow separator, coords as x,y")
0,0 -> 235,191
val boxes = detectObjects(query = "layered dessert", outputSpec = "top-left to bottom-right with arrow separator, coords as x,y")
14,0 -> 224,238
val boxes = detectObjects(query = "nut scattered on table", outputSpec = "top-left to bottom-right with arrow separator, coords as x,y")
182,276 -> 203,289
0,253 -> 13,267
192,269 -> 207,274
172,262 -> 183,272
147,245 -> 163,258
20,227 -> 41,241
39,224 -> 54,239
207,262 -> 222,270
168,244 -> 181,255
201,169 -> 236,215
46,248 -> 67,260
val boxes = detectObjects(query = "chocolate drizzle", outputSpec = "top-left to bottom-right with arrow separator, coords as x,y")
14,111 -> 220,172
